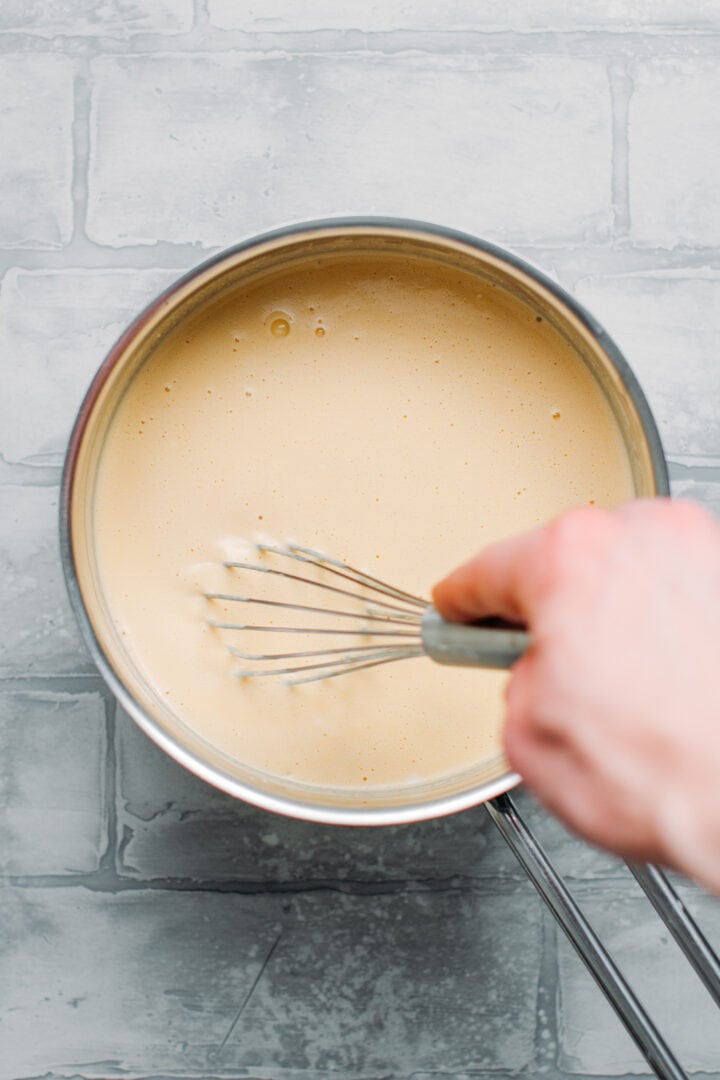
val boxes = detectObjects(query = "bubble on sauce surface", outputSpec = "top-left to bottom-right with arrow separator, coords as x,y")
270,316 -> 291,338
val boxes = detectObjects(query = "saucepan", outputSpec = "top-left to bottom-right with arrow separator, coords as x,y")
60,220 -> 719,1078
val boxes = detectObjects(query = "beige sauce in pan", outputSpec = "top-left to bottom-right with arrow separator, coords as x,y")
93,254 -> 634,790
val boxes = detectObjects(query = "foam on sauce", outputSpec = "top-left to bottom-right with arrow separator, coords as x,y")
93,254 -> 634,790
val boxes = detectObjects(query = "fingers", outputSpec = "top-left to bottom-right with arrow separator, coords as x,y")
507,723 -> 664,861
504,656 -> 664,863
433,501 -> 695,868
432,504 -> 622,626
431,528 -> 547,624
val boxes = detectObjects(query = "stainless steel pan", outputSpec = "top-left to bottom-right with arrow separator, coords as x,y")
60,220 -> 719,1077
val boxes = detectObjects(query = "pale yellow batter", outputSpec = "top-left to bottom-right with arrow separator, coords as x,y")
93,253 -> 634,790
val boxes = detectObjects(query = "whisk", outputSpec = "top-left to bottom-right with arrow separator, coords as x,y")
205,542 -> 530,683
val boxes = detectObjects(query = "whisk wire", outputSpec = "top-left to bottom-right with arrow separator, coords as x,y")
209,541 -> 529,684
208,619 -> 422,638
258,543 -> 428,609
205,592 -> 423,628
229,642 -> 422,661
234,645 -> 424,682
223,559 -> 422,619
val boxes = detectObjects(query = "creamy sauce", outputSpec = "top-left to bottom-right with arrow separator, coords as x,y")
94,254 -> 634,790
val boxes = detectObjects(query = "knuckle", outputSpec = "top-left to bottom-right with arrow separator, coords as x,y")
668,497 -> 714,532
540,506 -> 613,587
638,496 -> 711,531
649,498 -> 720,558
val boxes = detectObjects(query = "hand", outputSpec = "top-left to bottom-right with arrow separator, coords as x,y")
432,499 -> 720,892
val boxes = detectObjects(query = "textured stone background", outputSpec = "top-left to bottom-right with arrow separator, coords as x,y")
1,2 -> 720,1077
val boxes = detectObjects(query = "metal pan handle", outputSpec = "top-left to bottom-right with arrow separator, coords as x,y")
627,861 -> 720,1004
486,793 -> 687,1080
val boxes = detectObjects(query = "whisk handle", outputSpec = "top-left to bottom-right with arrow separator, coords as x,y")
421,606 -> 530,670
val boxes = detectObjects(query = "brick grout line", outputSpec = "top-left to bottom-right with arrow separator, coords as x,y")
608,57 -> 632,239
2,243 -> 720,277
97,691 -> 119,876
667,459 -> 720,480
2,872 -> 531,895
2,868 -> 658,896
534,908 -> 561,1071
69,55 -> 92,247
0,456 -> 61,486
3,28 -> 720,56
0,674 -> 106,692
9,1065 -> 720,1080
0,244 -> 213,272
14,1072 -> 717,1080
193,0 -> 211,31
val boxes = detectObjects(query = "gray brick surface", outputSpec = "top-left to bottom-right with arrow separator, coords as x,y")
671,468 -> 720,519
511,799 -> 624,881
116,703 -> 625,890
87,52 -> 612,247
575,272 -> 720,458
0,0 -> 193,35
208,0 -> 720,32
0,885 -> 542,1077
116,703 -> 502,883
2,7 -> 720,1079
630,59 -> 720,248
0,691 -> 106,875
0,485 -> 93,677
0,268 -> 179,467
0,54 -> 74,249
557,889 -> 720,1073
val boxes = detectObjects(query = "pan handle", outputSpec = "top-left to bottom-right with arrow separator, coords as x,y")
486,793 -> 687,1080
627,861 -> 720,1004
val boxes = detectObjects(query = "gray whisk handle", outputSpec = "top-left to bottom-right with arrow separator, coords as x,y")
421,606 -> 530,670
